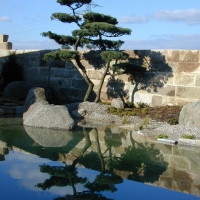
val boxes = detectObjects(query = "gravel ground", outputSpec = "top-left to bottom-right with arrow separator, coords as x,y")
71,102 -> 200,141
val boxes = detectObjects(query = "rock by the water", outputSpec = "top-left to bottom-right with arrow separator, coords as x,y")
111,98 -> 124,109
71,108 -> 86,119
23,87 -> 74,130
179,100 -> 200,129
24,126 -> 74,147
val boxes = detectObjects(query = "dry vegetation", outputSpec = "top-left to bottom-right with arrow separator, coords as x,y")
107,103 -> 182,125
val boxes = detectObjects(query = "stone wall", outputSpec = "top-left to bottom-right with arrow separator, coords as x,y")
0,48 -> 200,106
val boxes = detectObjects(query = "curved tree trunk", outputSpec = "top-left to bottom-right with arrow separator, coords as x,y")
93,128 -> 105,173
74,56 -> 94,102
94,63 -> 110,103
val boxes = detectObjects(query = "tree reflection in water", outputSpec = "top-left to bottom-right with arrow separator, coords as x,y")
36,127 -> 167,199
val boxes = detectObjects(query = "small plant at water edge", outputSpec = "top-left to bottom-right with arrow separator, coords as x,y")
122,116 -> 128,124
181,134 -> 195,139
155,134 -> 168,139
138,118 -> 150,130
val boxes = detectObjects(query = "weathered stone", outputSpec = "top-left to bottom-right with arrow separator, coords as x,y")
167,62 -> 178,73
195,75 -> 200,86
167,50 -> 179,62
0,34 -> 8,42
176,87 -> 200,99
54,68 -> 70,78
0,42 -> 12,50
71,79 -> 88,89
179,100 -> 200,129
174,74 -> 195,86
23,87 -> 74,130
152,95 -> 163,106
111,98 -> 124,109
87,70 -> 103,80
24,126 -> 73,147
178,62 -> 200,73
179,50 -> 199,62
71,108 -> 86,119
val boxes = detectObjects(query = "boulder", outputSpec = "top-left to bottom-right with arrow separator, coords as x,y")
23,87 -> 74,130
179,100 -> 200,129
24,126 -> 74,147
2,81 -> 55,102
111,98 -> 124,109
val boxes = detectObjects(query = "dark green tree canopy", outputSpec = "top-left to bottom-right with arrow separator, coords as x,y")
57,0 -> 92,8
83,12 -> 118,24
51,13 -> 81,23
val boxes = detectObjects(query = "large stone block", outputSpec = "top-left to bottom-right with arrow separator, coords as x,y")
167,50 -> 179,62
166,62 -> 178,73
54,68 -> 70,78
179,50 -> 199,62
152,95 -> 163,106
195,75 -> 200,86
71,79 -> 88,89
176,87 -> 200,99
178,62 -> 200,73
0,42 -> 12,50
151,85 -> 175,96
134,90 -> 153,105
87,70 -> 103,80
0,34 -> 8,42
174,74 -> 195,86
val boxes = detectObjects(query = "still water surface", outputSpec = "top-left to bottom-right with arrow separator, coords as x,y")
0,116 -> 200,200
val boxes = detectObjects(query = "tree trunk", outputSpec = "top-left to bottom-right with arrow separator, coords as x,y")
94,63 -> 110,103
93,128 -> 105,173
74,56 -> 94,102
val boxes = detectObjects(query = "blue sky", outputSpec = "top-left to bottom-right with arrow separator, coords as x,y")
0,0 -> 200,50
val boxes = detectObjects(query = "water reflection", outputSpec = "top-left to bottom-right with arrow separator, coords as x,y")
0,118 -> 200,199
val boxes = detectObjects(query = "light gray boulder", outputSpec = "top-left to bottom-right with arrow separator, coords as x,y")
179,100 -> 200,129
24,126 -> 73,147
23,87 -> 74,130
111,98 -> 124,109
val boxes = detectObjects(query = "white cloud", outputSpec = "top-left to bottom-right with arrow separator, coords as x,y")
118,15 -> 149,24
0,16 -> 12,22
152,9 -> 200,25
122,34 -> 200,50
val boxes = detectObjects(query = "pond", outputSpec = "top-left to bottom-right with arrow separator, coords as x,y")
0,116 -> 200,200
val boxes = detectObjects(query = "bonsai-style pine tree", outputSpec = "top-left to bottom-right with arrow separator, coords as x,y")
42,0 -> 131,102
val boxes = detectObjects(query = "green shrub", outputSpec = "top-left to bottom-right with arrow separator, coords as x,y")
109,106 -> 116,113
181,134 -> 195,139
129,111 -> 136,116
141,107 -> 148,115
167,118 -> 179,125
137,101 -> 149,108
156,134 -> 168,139
122,116 -> 128,124
0,51 -> 23,91
125,101 -> 134,108
138,118 -> 150,130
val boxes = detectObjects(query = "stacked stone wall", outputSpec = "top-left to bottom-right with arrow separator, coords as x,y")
0,48 -> 200,106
